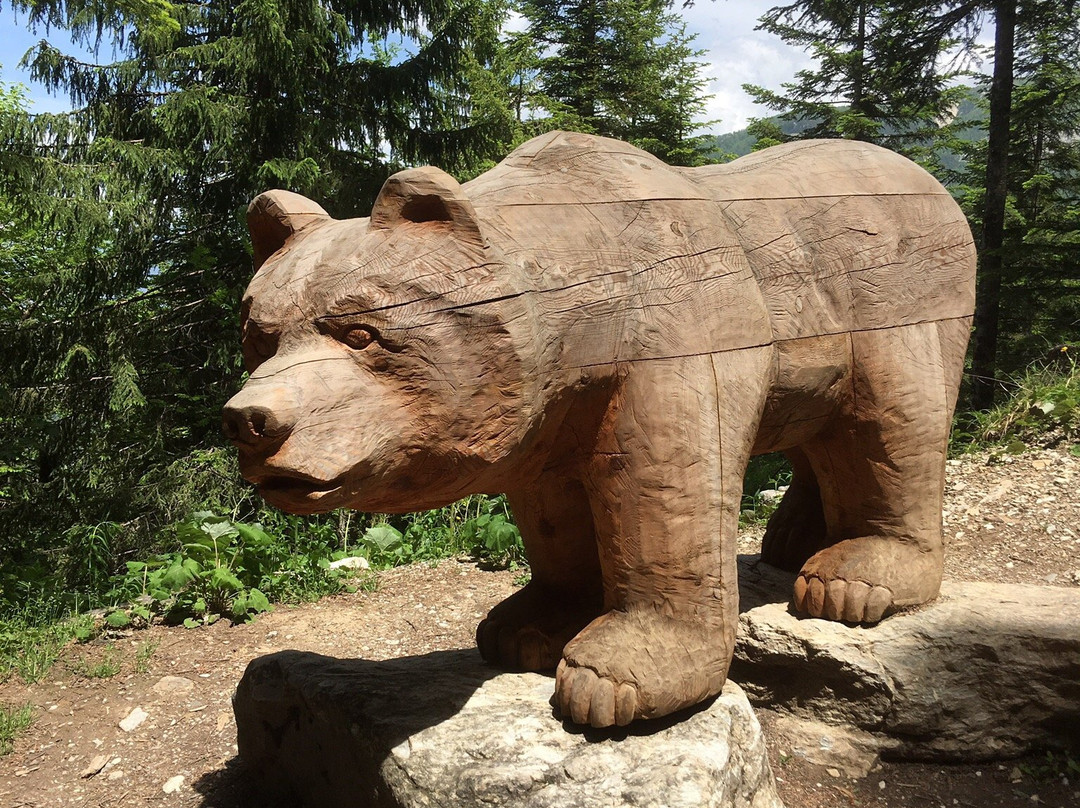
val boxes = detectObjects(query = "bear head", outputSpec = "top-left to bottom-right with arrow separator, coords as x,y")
222,168 -> 543,514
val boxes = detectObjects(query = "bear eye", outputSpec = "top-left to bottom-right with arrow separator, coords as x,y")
341,326 -> 376,350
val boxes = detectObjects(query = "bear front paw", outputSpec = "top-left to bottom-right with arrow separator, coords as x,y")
554,609 -> 731,727
794,575 -> 893,622
555,659 -> 638,727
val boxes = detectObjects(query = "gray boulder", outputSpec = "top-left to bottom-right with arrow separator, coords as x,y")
733,556 -> 1080,760
234,649 -> 782,808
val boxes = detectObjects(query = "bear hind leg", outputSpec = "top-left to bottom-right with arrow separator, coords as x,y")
476,477 -> 604,672
792,322 -> 962,623
759,446 -> 828,572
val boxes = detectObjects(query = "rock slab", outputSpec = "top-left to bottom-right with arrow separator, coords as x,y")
733,556 -> 1080,760
233,649 -> 782,808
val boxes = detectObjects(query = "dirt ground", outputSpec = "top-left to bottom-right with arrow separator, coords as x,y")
1,446 -> 1077,808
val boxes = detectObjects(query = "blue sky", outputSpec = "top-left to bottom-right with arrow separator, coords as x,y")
0,2 -> 818,134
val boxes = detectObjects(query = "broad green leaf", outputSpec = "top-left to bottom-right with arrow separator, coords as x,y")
161,559 -> 196,590
236,522 -> 273,547
246,588 -> 271,613
1035,400 -> 1056,415
209,566 -> 243,592
363,524 -> 404,552
105,610 -> 131,628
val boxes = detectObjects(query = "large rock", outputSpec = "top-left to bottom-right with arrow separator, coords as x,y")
234,649 -> 782,808
733,556 -> 1080,760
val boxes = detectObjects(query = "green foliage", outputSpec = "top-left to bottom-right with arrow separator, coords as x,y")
0,0 -> 507,593
460,506 -> 526,568
740,453 -> 793,526
0,613 -> 95,685
1018,748 -> 1080,781
0,703 -> 34,757
107,511 -> 345,626
72,647 -> 122,679
134,640 -> 159,675
744,1 -> 973,152
363,495 -> 526,569
952,355 -> 1080,453
517,0 -> 716,164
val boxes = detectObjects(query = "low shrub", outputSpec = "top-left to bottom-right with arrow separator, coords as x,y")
953,355 -> 1079,455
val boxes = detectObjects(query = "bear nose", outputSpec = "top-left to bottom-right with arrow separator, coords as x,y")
222,387 -> 298,447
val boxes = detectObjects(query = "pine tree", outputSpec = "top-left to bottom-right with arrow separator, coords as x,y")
520,0 -> 714,165
0,0 -> 504,562
960,2 -> 1080,374
743,1 -> 971,150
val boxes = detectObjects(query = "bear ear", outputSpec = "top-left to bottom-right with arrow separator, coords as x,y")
369,166 -> 485,248
248,190 -> 330,272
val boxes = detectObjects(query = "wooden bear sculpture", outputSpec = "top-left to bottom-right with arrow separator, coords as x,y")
223,132 -> 976,728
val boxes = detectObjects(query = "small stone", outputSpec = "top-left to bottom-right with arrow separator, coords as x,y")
826,768 -> 841,778
107,769 -> 125,781
878,781 -> 886,790
152,676 -> 195,697
118,707 -> 148,732
1010,766 -> 1023,782
162,774 -> 185,794
80,754 -> 109,778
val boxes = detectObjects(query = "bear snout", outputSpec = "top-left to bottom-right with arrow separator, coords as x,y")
222,385 -> 299,448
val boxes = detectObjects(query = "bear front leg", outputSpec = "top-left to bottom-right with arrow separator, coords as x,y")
556,349 -> 772,727
476,477 -> 604,671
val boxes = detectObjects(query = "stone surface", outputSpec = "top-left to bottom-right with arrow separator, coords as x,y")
768,715 -> 880,778
733,556 -> 1080,760
233,649 -> 782,808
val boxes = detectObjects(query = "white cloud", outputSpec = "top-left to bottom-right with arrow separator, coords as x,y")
681,1 -> 815,134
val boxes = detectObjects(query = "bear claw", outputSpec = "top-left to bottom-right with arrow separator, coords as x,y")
794,574 -> 893,623
555,659 -> 637,728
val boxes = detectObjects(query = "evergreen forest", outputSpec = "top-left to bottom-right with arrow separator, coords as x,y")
0,0 -> 1077,641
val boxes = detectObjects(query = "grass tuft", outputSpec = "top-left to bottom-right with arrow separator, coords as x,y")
953,358 -> 1080,453
0,703 -> 34,756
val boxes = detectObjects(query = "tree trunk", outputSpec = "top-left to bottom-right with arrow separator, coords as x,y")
970,0 -> 1016,409
852,1 -> 868,114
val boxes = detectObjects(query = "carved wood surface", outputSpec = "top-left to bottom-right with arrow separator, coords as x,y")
223,132 -> 977,729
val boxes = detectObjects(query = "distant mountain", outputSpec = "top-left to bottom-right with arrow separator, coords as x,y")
702,118 -> 811,160
702,95 -> 986,163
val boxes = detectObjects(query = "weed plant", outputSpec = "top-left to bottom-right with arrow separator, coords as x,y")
73,647 -> 122,679
740,453 -> 793,527
952,353 -> 1079,454
0,703 -> 34,756
0,614 -> 94,685
105,512 -> 349,628
134,640 -> 159,675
